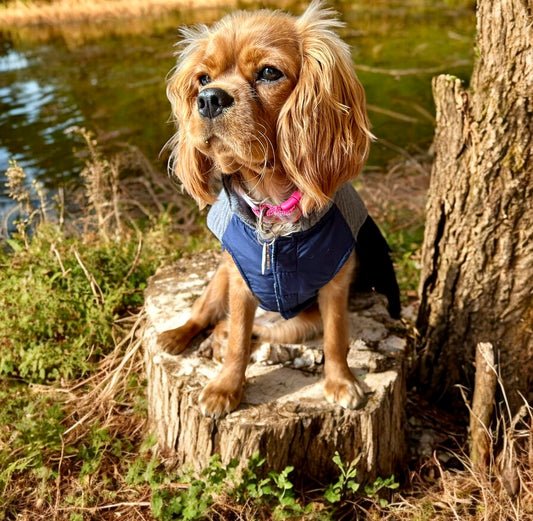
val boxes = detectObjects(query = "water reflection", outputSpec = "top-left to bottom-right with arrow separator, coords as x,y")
0,45 -> 85,228
0,48 -> 28,72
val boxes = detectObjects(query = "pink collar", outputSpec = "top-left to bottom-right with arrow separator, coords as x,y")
246,191 -> 302,224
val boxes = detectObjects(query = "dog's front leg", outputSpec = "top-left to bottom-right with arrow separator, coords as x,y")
318,251 -> 366,409
199,252 -> 258,418
157,258 -> 229,355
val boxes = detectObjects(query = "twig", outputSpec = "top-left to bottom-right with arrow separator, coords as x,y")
367,103 -> 420,123
51,243 -> 69,276
54,436 -> 66,520
73,248 -> 105,305
354,60 -> 471,76
59,501 -> 151,512
469,342 -> 497,469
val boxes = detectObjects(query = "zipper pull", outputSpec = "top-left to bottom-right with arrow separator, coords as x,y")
261,241 -> 268,275
259,238 -> 273,275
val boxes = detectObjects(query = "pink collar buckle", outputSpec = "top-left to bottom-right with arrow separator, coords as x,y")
251,191 -> 302,224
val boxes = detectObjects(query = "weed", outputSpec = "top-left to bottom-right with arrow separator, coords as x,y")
0,228 -> 151,383
3,159 -> 50,246
324,451 -> 361,504
364,475 -> 400,508
139,452 -> 401,521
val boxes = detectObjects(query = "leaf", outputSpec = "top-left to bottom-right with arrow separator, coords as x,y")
347,480 -> 360,493
324,486 -> 341,504
332,451 -> 343,469
5,238 -> 23,252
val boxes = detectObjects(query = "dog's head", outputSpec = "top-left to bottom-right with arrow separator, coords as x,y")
167,0 -> 371,215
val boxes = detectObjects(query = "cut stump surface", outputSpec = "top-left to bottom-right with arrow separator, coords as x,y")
143,251 -> 407,483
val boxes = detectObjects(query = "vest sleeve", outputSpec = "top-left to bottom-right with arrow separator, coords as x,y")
333,183 -> 368,240
206,189 -> 232,242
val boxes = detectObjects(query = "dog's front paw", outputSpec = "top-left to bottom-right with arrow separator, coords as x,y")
199,377 -> 245,419
157,327 -> 190,355
324,375 -> 367,410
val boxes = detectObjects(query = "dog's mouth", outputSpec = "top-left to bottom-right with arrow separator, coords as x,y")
197,131 -> 276,174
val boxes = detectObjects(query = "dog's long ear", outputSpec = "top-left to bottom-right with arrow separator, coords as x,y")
166,26 -> 217,209
166,132 -> 215,210
277,1 -> 372,215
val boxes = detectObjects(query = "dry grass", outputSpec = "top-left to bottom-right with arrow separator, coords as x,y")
358,150 -> 431,234
0,0 -> 237,26
389,405 -> 533,521
66,126 -> 201,239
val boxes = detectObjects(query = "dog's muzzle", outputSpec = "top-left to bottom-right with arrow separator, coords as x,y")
197,88 -> 234,119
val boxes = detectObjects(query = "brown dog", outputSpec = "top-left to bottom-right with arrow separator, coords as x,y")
159,0 -> 400,418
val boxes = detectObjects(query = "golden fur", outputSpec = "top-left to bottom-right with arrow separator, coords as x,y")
159,1 -> 372,418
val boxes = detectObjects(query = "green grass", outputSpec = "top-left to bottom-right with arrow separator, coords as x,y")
1,228 -> 148,383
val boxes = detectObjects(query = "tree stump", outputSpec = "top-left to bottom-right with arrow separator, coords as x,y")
143,251 -> 407,483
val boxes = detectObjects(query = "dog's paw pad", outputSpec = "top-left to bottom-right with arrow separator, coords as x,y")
156,328 -> 190,355
324,378 -> 367,410
199,380 -> 244,419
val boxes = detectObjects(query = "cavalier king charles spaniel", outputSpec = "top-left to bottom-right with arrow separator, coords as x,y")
159,0 -> 401,418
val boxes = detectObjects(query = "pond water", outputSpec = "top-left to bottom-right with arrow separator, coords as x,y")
0,1 -> 475,227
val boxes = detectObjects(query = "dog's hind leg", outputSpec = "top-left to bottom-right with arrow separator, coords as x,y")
157,257 -> 229,355
252,305 -> 322,344
318,251 -> 366,409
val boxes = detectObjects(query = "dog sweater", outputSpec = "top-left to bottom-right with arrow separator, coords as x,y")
207,178 -> 368,319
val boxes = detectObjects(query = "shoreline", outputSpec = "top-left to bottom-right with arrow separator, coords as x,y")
0,0 -> 238,27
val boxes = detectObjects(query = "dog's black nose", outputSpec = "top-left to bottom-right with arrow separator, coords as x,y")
197,88 -> 234,119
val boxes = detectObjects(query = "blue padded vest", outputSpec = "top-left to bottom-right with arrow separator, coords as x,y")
207,180 -> 368,319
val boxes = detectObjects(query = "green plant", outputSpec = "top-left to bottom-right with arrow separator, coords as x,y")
0,382 -> 64,511
145,452 -> 400,521
364,475 -> 400,508
384,225 -> 425,295
236,454 -> 315,519
143,453 -> 314,521
324,451 -> 361,504
150,455 -> 232,521
0,229 -> 152,383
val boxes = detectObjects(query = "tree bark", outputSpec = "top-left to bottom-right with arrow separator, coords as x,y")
417,0 -> 533,411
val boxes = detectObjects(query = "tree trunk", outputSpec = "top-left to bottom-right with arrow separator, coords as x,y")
143,252 -> 407,483
417,0 -> 533,411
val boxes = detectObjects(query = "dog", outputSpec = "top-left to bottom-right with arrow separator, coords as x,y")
159,0 -> 400,419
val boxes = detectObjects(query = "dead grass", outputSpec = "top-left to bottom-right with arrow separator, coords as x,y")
358,149 -> 431,234
391,407 -> 533,521
0,0 -> 236,26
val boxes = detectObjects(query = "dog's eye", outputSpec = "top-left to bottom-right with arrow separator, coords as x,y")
198,74 -> 211,86
257,66 -> 284,83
